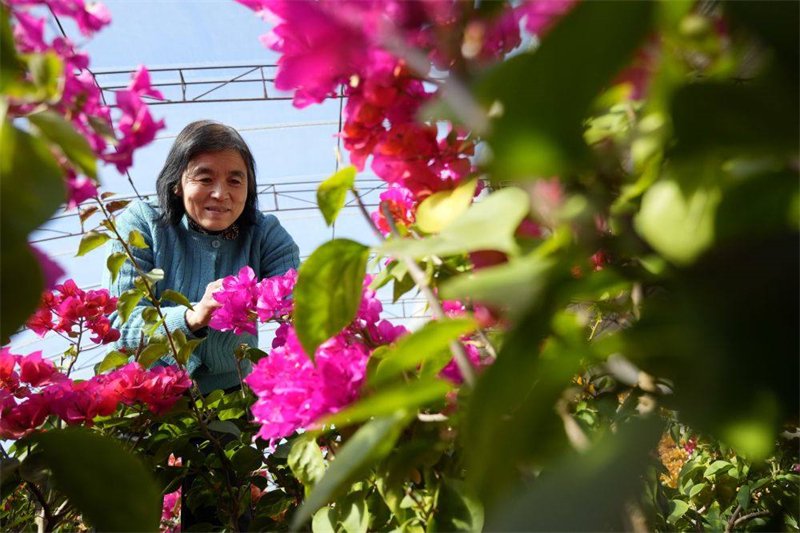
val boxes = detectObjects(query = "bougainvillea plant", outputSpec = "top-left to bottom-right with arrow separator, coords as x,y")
1,0 -> 797,532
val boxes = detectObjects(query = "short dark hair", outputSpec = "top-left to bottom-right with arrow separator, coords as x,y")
155,120 -> 259,228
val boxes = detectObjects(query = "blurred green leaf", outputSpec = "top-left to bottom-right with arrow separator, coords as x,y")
97,350 -> 130,373
415,178 -> 477,234
725,1 -> 799,75
625,233 -> 799,460
370,317 -> 477,386
288,435 -> 325,488
138,341 -> 169,368
476,1 -> 654,180
440,253 -> 554,316
106,251 -> 127,284
176,338 -> 203,367
232,446 -> 263,477
486,418 -> 662,531
294,239 -> 369,358
29,110 -> 98,179
322,379 -> 453,429
291,412 -> 411,530
0,244 -> 43,343
317,165 -> 356,226
245,347 -> 269,363
0,458 -> 21,500
635,179 -> 720,265
161,289 -> 193,310
667,499 -> 690,524
380,187 -> 530,259
77,230 -> 111,257
36,428 -> 161,532
431,480 -> 484,532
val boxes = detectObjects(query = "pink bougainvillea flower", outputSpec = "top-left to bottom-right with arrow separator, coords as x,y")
0,348 -> 21,394
371,185 -> 417,236
161,487 -> 181,533
210,266 -> 260,335
30,245 -> 65,290
65,172 -> 98,209
0,392 -> 49,439
255,268 -> 297,321
245,327 -> 370,442
517,0 -> 578,37
439,342 -> 487,384
18,351 -> 62,387
11,10 -> 46,52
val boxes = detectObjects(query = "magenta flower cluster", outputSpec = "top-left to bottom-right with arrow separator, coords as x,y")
0,348 -> 191,439
236,0 -> 579,235
26,279 -> 121,345
8,0 -> 166,207
209,267 -> 297,336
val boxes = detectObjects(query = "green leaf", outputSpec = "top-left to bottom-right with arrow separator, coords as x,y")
0,122 -> 66,340
160,289 -> 193,310
667,500 -> 690,524
145,268 -> 164,283
312,507 -> 337,533
317,165 -> 356,226
294,239 -> 370,358
138,341 -> 169,368
97,350 -> 130,373
291,412 -> 411,530
736,483 -> 751,511
28,110 -> 97,179
704,460 -> 733,478
0,458 -> 21,500
176,339 -> 203,366
116,289 -> 144,324
635,179 -> 720,265
77,230 -> 111,257
27,51 -> 63,102
322,379 -> 453,429
433,480 -> 484,532
245,347 -> 269,363
288,435 -> 326,488
106,252 -> 127,283
476,1 -> 654,180
232,446 -> 263,476
128,229 -> 149,249
370,317 -> 476,386
35,428 -> 160,531
487,418 -> 662,531
415,178 -> 477,234
379,187 -> 530,259
688,482 -> 707,499
207,420 -> 241,438
440,253 -> 554,316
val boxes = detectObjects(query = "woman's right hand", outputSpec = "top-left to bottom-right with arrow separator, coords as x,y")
184,279 -> 224,332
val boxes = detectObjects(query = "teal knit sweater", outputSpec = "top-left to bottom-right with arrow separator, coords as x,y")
104,200 -> 300,394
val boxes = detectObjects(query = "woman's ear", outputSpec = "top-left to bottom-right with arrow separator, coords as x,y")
174,183 -> 182,196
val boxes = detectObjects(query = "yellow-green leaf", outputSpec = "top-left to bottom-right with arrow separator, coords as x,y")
317,165 -> 356,226
77,231 -> 111,257
128,229 -> 148,249
106,252 -> 127,283
137,342 -> 169,368
415,178 -> 477,234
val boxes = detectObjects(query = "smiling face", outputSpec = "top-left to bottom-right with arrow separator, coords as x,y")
178,149 -> 248,231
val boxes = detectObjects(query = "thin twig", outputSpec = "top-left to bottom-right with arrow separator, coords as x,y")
26,482 -> 55,532
732,510 -> 770,529
725,504 -> 742,533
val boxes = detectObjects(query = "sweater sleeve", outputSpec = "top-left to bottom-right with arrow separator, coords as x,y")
258,213 -> 300,278
103,202 -> 202,374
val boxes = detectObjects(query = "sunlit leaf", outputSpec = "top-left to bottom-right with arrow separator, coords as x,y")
77,230 -> 111,257
161,289 -> 193,310
294,239 -> 370,358
138,341 -> 169,368
106,252 -> 127,283
97,350 -> 130,373
116,289 -> 144,324
415,178 -> 477,234
128,229 -> 149,249
36,428 -> 160,531
380,187 -> 530,259
317,165 -> 356,226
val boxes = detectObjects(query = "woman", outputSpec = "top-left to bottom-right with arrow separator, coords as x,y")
105,120 -> 299,394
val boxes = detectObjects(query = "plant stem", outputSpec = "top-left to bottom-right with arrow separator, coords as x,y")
350,187 -> 476,386
26,482 -> 55,532
95,198 -> 181,363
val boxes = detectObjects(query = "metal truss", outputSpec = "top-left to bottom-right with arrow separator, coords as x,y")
91,64 -> 345,107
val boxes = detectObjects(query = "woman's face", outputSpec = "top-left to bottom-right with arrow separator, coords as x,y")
178,149 -> 248,231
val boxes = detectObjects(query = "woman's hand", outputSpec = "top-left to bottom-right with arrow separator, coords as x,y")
184,279 -> 223,332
